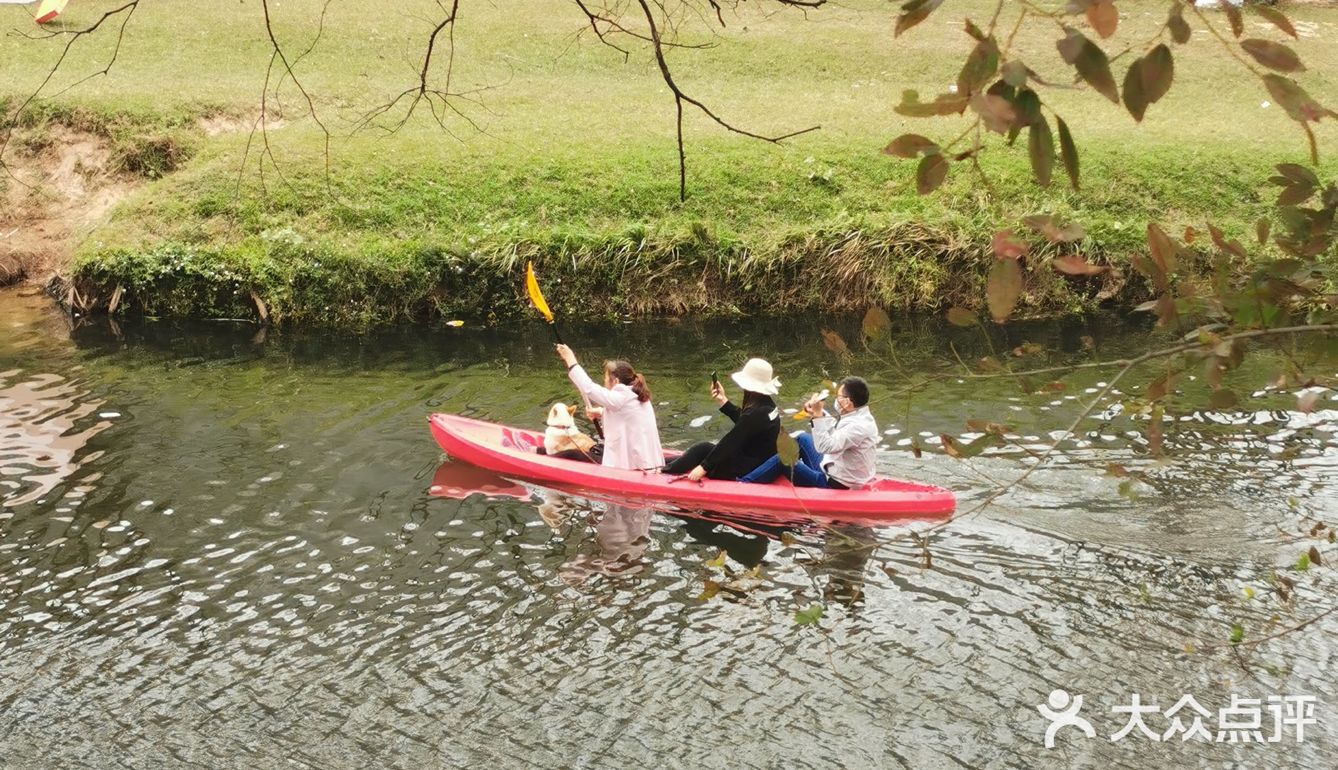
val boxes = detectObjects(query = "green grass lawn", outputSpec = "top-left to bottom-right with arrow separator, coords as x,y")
2,0 -> 1336,324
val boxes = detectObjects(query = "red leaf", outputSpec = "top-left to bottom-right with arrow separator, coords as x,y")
992,229 -> 1029,260
1222,2 -> 1243,38
1253,5 -> 1297,39
1085,0 -> 1118,39
883,134 -> 939,158
895,0 -> 945,37
1241,39 -> 1305,74
987,257 -> 1023,323
1052,255 -> 1108,276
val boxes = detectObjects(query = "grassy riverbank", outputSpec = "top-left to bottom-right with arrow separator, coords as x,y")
3,0 -> 1337,325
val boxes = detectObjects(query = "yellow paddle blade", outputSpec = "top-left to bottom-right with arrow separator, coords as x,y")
525,261 -> 554,323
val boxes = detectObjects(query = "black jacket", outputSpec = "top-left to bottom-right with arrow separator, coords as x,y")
701,396 -> 781,480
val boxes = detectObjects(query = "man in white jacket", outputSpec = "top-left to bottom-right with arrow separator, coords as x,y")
740,377 -> 879,489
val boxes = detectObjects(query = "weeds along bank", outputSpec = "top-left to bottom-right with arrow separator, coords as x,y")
2,0 -> 1336,326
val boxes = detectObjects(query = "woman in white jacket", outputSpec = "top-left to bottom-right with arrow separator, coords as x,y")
554,344 -> 664,471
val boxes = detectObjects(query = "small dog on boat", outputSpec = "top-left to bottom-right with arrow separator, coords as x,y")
543,402 -> 597,456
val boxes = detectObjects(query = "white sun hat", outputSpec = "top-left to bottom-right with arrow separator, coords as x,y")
730,358 -> 781,396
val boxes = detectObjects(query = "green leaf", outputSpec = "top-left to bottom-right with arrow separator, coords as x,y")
1229,623 -> 1244,645
895,0 -> 945,38
987,257 -> 1023,323
946,307 -> 977,327
794,603 -> 825,626
916,153 -> 949,194
1241,39 -> 1305,74
1055,116 -> 1079,191
883,133 -> 939,158
1253,5 -> 1298,39
1295,552 -> 1311,572
1028,115 -> 1055,188
1057,28 -> 1119,104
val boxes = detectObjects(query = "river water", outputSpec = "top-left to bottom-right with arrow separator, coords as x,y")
1,289 -> 1335,768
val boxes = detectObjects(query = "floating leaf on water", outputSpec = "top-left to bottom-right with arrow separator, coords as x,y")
1309,546 -> 1323,567
697,579 -> 722,602
1229,623 -> 1244,645
445,320 -> 465,327
1106,463 -> 1131,478
1294,552 -> 1311,572
794,603 -> 825,626
1242,586 -> 1256,600
881,565 -> 898,578
1183,642 -> 1196,654
780,532 -> 797,548
1118,479 -> 1137,500
705,550 -> 727,569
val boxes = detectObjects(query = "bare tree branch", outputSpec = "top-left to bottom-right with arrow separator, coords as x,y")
634,0 -> 820,200
0,1 -> 141,181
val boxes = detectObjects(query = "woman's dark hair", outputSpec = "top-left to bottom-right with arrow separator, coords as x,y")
605,360 -> 652,402
840,376 -> 870,407
741,390 -> 772,410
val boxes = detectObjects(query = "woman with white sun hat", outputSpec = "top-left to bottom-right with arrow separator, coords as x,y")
662,358 -> 782,482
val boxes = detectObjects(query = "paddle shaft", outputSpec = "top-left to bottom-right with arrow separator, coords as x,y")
548,322 -> 605,440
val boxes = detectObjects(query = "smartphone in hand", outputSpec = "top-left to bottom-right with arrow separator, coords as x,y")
710,370 -> 719,388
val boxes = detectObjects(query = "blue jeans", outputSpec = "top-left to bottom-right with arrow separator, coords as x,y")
739,433 -> 831,487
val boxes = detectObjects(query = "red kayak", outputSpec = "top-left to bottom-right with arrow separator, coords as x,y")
428,414 -> 956,521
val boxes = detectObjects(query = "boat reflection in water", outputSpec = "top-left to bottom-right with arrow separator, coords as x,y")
428,459 -> 884,603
